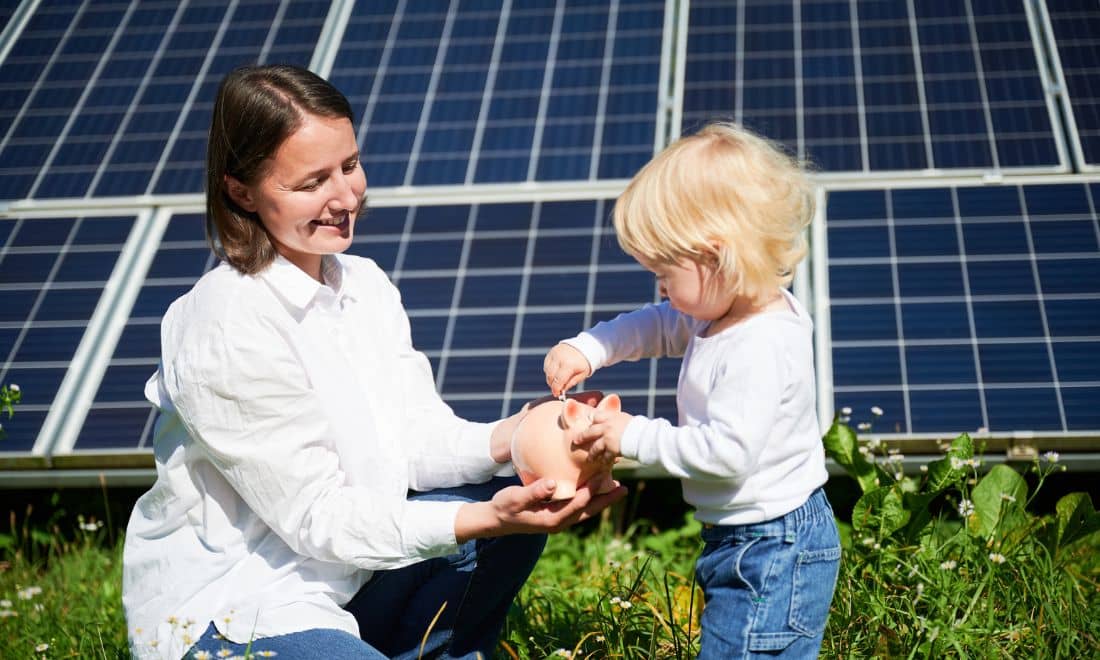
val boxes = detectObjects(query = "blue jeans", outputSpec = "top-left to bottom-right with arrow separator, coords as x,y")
187,477 -> 546,659
694,488 -> 840,659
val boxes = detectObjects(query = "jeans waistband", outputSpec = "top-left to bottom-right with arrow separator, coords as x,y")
700,488 -> 832,544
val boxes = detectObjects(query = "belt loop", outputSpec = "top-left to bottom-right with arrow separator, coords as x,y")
784,512 -> 796,544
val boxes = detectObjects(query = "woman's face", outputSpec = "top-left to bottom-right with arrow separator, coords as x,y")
229,112 -> 366,280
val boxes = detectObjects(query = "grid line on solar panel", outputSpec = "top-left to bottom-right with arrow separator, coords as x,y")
0,214 -> 135,453
824,182 -> 1100,435
0,0 -> 328,201
683,0 -> 1061,173
330,0 -> 663,187
1043,0 -> 1100,169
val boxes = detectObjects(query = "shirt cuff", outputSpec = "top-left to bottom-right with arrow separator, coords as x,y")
561,333 -> 607,373
402,499 -> 465,557
619,414 -> 651,461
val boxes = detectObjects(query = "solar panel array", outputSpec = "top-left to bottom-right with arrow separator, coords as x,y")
682,0 -> 1063,173
1044,0 -> 1100,170
0,0 -> 1098,469
825,181 -> 1100,435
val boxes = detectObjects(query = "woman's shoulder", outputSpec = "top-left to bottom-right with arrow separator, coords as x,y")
163,263 -> 272,333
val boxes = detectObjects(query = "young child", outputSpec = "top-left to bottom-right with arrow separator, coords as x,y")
544,122 -> 839,659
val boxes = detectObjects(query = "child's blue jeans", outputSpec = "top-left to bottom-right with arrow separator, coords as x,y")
694,487 -> 840,659
186,476 -> 546,659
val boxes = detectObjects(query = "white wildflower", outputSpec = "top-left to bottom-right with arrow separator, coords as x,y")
0,610 -> 16,618
967,458 -> 981,468
1043,451 -> 1059,463
554,649 -> 572,658
217,650 -> 234,658
9,384 -> 19,393
857,422 -> 872,431
957,499 -> 975,517
919,465 -> 928,473
17,586 -> 42,600
33,603 -> 43,612
1000,493 -> 1016,503
841,406 -> 852,416
861,536 -> 874,546
0,599 -> 10,608
867,437 -> 882,450
989,553 -> 1006,564
255,652 -> 278,658
35,643 -> 49,653
619,600 -> 633,609
950,456 -> 965,470
871,406 -> 884,416
940,560 -> 957,570
610,596 -> 621,604
192,652 -> 213,660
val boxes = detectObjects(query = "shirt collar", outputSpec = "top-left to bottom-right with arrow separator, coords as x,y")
261,254 -> 352,312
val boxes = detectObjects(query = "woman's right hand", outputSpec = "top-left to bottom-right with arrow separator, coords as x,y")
543,343 -> 592,398
454,478 -> 626,543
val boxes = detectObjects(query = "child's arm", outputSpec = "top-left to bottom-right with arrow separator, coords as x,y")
545,302 -> 701,396
583,332 -> 788,480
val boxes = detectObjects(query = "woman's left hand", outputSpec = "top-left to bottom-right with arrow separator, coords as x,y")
454,478 -> 628,542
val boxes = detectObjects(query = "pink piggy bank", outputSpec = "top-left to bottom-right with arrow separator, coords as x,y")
510,393 -> 621,500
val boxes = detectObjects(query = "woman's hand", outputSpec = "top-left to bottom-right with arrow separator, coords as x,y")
544,343 -> 592,398
454,478 -> 627,543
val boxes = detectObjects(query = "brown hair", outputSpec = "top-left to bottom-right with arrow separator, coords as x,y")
613,122 -> 814,304
206,64 -> 355,274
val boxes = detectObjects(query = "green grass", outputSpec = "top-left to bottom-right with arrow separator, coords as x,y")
2,444 -> 1098,659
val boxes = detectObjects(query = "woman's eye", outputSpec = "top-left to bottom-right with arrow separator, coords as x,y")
299,180 -> 321,191
343,161 -> 359,174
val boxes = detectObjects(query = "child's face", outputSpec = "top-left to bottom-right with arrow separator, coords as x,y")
638,255 -> 735,321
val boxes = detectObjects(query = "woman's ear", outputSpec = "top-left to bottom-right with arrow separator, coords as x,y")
224,175 -> 257,212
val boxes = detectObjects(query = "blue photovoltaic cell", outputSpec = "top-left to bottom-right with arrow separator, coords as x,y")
683,0 -> 1060,173
328,0 -> 664,187
0,214 -> 137,453
1046,0 -> 1100,167
0,0 -> 328,202
71,199 -> 675,452
826,182 -> 1100,435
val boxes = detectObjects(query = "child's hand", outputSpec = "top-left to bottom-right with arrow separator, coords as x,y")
544,343 -> 592,397
571,410 -> 632,463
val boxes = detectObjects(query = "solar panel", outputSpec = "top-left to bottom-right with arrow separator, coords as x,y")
1042,0 -> 1100,170
682,0 -> 1063,173
327,0 -> 666,187
0,0 -> 329,202
823,181 -> 1100,435
0,213 -> 138,454
65,198 -> 679,454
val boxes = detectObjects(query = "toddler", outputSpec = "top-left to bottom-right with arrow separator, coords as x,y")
544,122 -> 840,659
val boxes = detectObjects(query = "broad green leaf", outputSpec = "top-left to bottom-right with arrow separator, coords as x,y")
923,433 -> 973,494
970,464 -> 1029,538
901,491 -> 938,542
852,486 -> 910,538
1052,492 -> 1100,553
823,421 -> 879,493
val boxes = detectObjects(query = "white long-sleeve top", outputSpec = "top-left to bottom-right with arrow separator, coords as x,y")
123,254 -> 506,660
564,289 -> 827,526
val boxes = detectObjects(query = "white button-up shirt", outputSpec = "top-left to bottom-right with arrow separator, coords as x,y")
123,254 -> 505,659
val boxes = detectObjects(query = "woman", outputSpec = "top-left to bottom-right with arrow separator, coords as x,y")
122,64 -> 625,660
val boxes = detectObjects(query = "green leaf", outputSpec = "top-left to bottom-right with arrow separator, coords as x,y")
823,421 -> 879,493
851,486 -> 910,538
923,433 -> 973,494
970,464 -> 1029,538
1051,492 -> 1100,553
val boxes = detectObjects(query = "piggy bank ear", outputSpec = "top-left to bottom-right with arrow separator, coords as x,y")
596,393 -> 621,413
562,399 -> 589,428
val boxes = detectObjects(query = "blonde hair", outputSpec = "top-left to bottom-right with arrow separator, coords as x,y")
612,122 -> 814,304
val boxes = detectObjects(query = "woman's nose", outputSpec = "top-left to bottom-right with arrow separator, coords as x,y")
329,173 -> 360,212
